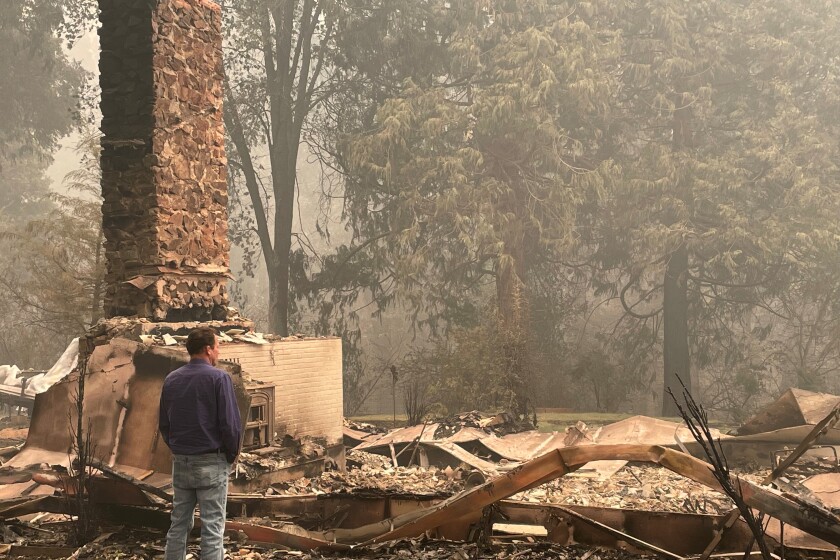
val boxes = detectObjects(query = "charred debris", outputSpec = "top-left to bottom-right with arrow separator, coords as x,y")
3,364 -> 840,559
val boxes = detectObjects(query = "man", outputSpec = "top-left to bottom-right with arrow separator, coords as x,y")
159,327 -> 243,560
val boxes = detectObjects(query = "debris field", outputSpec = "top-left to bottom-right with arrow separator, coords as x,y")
1,387 -> 840,559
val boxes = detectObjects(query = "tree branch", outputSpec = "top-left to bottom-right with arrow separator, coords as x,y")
224,84 -> 276,269
620,274 -> 663,319
293,0 -> 321,136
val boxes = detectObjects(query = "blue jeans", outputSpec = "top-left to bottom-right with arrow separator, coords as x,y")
165,453 -> 230,560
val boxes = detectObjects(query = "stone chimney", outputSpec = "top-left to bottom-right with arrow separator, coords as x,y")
99,0 -> 230,321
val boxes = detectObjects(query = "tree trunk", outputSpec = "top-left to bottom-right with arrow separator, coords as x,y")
662,243 -> 690,417
267,261 -> 288,336
89,228 -> 104,326
496,232 -> 531,417
662,102 -> 692,417
268,173 -> 295,336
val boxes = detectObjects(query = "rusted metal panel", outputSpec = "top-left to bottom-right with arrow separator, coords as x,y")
0,496 -> 68,519
803,473 -> 840,509
421,442 -> 501,473
355,425 -> 490,451
7,340 -> 137,469
498,502 -> 763,555
764,403 -> 840,484
4,338 -> 250,495
86,473 -> 159,507
738,388 -> 840,435
223,520 -> 349,551
543,505 -> 685,560
343,426 -> 376,447
594,416 -> 718,445
476,432 -> 569,462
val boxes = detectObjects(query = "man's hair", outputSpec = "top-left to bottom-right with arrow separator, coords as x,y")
186,327 -> 217,356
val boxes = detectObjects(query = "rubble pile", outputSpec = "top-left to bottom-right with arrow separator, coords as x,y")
87,316 -> 254,344
6,393 -> 840,557
236,453 -> 299,481
346,448 -> 398,469
83,317 -> 326,356
241,449 -> 465,496
315,461 -> 465,496
0,523 -> 656,560
264,452 -> 769,514
433,411 -> 534,439
512,464 -> 768,514
355,541 -> 652,560
344,419 -> 388,435
235,437 -> 327,482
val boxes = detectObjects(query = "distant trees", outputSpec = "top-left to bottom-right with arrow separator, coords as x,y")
0,133 -> 104,367
0,0 -> 86,221
221,0 -> 341,336
341,0 -> 618,414
596,0 -> 840,415
0,0 -> 91,367
333,0 -> 840,417
0,0 -> 84,163
221,0 -> 460,338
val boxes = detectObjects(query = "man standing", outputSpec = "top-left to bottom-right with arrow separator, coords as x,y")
159,327 -> 243,560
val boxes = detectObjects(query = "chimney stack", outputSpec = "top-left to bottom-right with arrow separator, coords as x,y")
99,0 -> 230,321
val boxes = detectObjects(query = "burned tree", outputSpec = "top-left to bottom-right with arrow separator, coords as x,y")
669,380 -> 772,560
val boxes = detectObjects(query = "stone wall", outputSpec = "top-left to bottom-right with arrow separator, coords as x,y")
99,0 -> 230,321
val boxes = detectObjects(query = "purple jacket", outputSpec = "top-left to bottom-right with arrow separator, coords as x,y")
159,358 -> 243,463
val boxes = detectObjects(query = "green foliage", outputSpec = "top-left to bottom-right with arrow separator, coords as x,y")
216,0 -> 840,417
396,314 -> 528,417
0,132 -> 104,367
344,1 -> 618,314
0,0 -> 87,162
337,1 -> 623,411
565,0 -> 840,413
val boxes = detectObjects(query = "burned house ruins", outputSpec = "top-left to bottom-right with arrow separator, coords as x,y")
6,0 -> 840,558
0,0 -> 344,500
